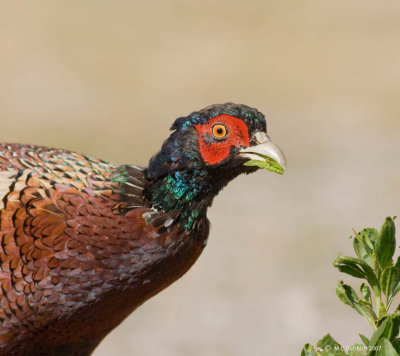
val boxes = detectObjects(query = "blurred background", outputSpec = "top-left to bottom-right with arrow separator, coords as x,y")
1,1 -> 400,354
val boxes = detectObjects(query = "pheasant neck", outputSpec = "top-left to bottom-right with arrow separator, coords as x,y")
144,168 -> 218,230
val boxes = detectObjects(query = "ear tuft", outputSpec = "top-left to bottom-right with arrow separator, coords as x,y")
171,117 -> 191,131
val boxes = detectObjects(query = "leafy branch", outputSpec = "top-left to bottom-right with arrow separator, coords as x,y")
302,217 -> 400,356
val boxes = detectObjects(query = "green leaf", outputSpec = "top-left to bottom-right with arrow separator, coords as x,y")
387,315 -> 400,342
370,318 -> 391,347
370,316 -> 400,346
359,334 -> 370,346
354,234 -> 373,266
381,266 -> 398,297
334,256 -> 379,296
376,338 -> 400,356
359,228 -> 379,253
390,257 -> 400,298
376,217 -> 396,270
338,265 -> 366,279
301,343 -> 317,356
336,280 -> 358,306
392,339 -> 400,353
336,281 -> 376,326
316,334 -> 346,356
360,283 -> 371,303
243,154 -> 284,174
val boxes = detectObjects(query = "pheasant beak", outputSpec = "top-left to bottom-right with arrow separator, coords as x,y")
239,132 -> 287,174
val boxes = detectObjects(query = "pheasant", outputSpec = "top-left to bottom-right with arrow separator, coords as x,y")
0,103 -> 286,356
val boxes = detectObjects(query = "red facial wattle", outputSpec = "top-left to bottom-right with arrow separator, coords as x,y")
194,114 -> 250,165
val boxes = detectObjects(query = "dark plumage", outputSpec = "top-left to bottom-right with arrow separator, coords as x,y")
0,103 -> 286,355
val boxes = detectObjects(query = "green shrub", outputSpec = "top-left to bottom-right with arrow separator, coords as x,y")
302,217 -> 400,356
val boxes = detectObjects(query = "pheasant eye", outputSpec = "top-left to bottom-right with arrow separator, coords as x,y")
212,124 -> 227,139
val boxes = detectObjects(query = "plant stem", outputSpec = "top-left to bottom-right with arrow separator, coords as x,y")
376,293 -> 382,319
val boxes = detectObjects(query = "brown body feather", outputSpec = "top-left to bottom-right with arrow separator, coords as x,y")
0,144 -> 208,355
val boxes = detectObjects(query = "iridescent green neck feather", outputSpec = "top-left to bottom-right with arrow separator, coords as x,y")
144,168 -> 212,231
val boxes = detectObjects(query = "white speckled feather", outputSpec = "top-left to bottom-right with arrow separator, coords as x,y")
0,169 -> 19,210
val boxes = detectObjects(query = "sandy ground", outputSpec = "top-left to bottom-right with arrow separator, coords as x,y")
1,1 -> 400,354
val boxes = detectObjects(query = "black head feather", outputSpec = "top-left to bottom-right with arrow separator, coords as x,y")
147,103 -> 266,179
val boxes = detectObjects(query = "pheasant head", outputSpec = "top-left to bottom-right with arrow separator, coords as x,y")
144,103 -> 286,230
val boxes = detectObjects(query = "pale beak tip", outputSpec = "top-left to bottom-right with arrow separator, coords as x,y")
239,132 -> 286,174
